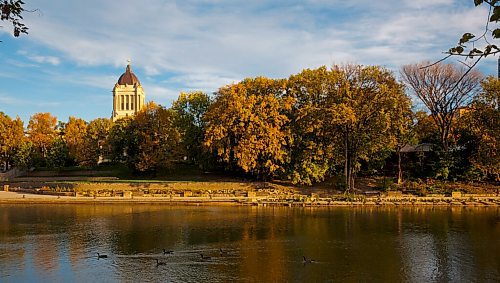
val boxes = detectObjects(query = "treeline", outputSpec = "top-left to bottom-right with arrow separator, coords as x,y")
0,63 -> 498,189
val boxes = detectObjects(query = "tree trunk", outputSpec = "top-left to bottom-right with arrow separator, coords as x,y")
344,129 -> 350,192
397,149 -> 402,184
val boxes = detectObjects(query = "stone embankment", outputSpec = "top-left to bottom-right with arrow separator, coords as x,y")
1,183 -> 499,206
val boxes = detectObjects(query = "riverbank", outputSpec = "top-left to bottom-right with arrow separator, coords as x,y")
1,190 -> 499,207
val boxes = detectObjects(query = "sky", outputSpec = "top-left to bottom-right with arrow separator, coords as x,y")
0,0 -> 497,123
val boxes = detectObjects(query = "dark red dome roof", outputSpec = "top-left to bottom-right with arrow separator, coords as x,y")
117,64 -> 141,85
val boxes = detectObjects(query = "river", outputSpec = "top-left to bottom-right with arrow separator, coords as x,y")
0,204 -> 498,282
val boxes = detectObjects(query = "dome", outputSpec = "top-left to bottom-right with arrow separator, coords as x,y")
117,63 -> 141,85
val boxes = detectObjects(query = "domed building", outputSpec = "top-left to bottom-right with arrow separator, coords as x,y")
112,61 -> 145,121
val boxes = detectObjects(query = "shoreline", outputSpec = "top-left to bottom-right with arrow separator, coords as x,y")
1,191 -> 499,207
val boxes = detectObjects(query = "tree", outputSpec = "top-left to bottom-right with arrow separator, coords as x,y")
205,77 -> 292,179
108,117 -> 134,164
63,116 -> 87,164
286,65 -> 411,190
393,106 -> 416,184
13,140 -> 35,169
334,65 -> 410,191
81,118 -> 113,166
401,62 -> 482,152
0,0 -> 28,39
461,76 -> 499,180
46,137 -> 70,169
172,91 -> 212,168
129,102 -> 181,172
0,112 -> 24,170
285,66 -> 344,185
27,112 -> 58,158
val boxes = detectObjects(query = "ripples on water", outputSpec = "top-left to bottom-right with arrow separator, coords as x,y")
0,205 -> 498,282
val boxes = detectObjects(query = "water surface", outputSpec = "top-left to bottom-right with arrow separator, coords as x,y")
0,204 -> 498,282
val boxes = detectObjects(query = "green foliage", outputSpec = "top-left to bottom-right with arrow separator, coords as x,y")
13,140 -> 35,169
172,91 -> 213,169
81,118 -> 113,166
286,65 -> 411,190
46,137 -> 70,168
108,117 -> 134,164
129,102 -> 182,172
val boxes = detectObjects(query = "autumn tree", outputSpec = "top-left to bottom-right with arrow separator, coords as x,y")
205,77 -> 292,179
172,91 -> 212,168
401,62 -> 482,152
63,116 -> 87,164
286,65 -> 411,191
0,112 -> 24,170
81,118 -> 113,166
460,76 -> 499,180
285,66 -> 344,185
27,112 -> 58,159
128,102 -> 181,172
393,103 -> 416,184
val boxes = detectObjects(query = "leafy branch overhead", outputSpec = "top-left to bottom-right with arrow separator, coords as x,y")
448,1 -> 500,59
0,0 -> 28,38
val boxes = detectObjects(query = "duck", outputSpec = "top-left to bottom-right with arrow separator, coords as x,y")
199,253 -> 211,260
163,249 -> 174,255
219,248 -> 228,256
97,253 -> 108,259
303,256 -> 315,264
155,259 -> 166,266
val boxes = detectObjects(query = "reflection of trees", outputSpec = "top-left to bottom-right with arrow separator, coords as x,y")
0,205 -> 499,281
399,207 -> 500,282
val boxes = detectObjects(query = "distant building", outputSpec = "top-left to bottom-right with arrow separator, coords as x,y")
112,61 -> 145,121
400,143 -> 434,153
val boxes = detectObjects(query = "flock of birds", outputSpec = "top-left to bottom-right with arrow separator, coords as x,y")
95,249 -> 316,266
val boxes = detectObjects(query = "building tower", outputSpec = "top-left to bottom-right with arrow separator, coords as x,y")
112,61 -> 145,121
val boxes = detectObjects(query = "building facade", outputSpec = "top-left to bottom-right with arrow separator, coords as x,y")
112,62 -> 145,121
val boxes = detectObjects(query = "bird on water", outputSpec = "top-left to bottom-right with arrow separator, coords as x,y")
97,253 -> 108,259
155,259 -> 166,266
303,256 -> 315,264
163,249 -> 174,255
200,253 -> 211,260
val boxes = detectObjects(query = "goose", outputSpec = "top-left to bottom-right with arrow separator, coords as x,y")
163,249 -> 174,255
219,248 -> 228,256
199,253 -> 211,260
155,259 -> 166,266
97,253 -> 108,259
303,256 -> 315,264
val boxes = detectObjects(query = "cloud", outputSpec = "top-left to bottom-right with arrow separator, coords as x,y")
23,1 -> 488,78
0,93 -> 61,107
17,50 -> 61,65
28,55 -> 60,65
6,0 -> 495,119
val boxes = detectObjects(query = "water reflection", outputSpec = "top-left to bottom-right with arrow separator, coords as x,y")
0,205 -> 498,282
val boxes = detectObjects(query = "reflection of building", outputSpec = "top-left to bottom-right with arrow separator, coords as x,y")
112,61 -> 145,121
